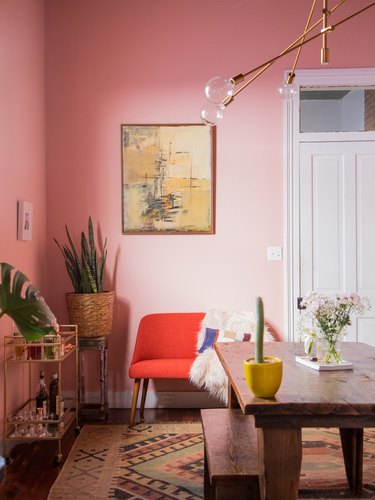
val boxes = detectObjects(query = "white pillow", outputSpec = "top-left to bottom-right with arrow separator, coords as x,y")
191,309 -> 275,404
196,309 -> 271,349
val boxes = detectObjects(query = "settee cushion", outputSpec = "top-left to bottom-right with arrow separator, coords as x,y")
129,358 -> 195,379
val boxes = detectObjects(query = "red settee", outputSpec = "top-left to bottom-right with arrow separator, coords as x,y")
128,312 -> 205,427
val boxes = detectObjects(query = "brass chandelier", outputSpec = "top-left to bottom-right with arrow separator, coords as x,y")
201,0 -> 375,126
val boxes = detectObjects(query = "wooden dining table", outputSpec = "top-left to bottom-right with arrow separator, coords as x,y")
214,341 -> 375,500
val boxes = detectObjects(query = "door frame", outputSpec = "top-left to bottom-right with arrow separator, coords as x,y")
284,68 -> 375,340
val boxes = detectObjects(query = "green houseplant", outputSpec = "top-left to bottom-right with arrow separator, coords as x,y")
54,217 -> 114,337
0,262 -> 56,340
54,216 -> 107,294
243,297 -> 282,397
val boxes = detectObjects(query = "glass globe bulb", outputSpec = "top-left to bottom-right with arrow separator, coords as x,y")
205,76 -> 235,105
277,81 -> 298,101
200,103 -> 225,126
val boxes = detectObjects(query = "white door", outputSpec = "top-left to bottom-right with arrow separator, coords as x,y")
299,141 -> 375,345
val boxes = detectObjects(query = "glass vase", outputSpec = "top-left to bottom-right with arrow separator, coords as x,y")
316,331 -> 344,364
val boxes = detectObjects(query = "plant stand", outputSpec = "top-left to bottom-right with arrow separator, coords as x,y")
78,336 -> 108,421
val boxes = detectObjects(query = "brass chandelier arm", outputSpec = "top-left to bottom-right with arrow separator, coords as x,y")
231,25 -> 332,99
288,0 -> 318,84
233,0 -> 317,93
231,1 -> 334,94
321,0 -> 330,63
232,0 -> 343,86
333,1 -> 375,29
230,1 -> 375,102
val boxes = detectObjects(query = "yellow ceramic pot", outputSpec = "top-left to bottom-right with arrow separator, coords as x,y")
243,356 -> 283,398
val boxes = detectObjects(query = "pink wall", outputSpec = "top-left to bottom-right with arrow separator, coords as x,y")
0,0 -> 46,429
41,0 -> 375,406
0,0 -> 373,417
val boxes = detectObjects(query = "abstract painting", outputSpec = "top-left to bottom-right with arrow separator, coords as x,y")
121,124 -> 215,234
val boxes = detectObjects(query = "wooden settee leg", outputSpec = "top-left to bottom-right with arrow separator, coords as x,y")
139,378 -> 149,422
129,378 -> 141,427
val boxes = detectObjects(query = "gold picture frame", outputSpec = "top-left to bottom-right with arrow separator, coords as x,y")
121,124 -> 215,234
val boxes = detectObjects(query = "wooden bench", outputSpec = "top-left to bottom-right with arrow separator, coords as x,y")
201,408 -> 260,500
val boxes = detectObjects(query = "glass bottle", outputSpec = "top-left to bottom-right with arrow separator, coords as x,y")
59,393 -> 65,418
49,372 -> 59,420
43,334 -> 55,359
13,330 -> 25,360
36,370 -> 48,418
59,391 -> 65,435
55,332 -> 62,359
28,339 -> 42,360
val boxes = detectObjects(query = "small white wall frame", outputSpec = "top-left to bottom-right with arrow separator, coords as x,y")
17,201 -> 33,241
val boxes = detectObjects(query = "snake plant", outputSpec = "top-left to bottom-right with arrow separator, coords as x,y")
54,216 -> 107,293
0,262 -> 56,340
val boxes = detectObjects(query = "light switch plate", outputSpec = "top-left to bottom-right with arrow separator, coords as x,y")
267,246 -> 282,261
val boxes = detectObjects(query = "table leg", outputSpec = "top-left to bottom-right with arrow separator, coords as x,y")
257,428 -> 302,500
339,428 -> 363,494
228,384 -> 240,409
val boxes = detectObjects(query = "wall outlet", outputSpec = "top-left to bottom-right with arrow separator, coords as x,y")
267,246 -> 282,261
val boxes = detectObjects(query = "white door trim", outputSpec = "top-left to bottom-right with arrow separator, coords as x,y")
284,67 -> 375,340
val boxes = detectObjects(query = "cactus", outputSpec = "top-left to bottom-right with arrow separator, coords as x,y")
255,296 -> 265,364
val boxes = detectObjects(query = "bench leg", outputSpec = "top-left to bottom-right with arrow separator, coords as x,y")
129,378 -> 141,427
139,378 -> 149,422
340,428 -> 363,494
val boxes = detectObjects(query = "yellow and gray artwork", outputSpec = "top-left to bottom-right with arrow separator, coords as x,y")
121,124 -> 214,234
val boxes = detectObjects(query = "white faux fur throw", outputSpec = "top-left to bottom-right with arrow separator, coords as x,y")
189,309 -> 273,404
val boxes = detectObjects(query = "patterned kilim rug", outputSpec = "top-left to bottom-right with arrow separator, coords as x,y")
48,423 -> 375,500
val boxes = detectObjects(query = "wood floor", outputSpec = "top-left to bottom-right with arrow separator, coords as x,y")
0,408 -> 201,500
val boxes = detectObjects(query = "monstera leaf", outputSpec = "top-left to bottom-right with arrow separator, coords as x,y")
0,263 -> 56,341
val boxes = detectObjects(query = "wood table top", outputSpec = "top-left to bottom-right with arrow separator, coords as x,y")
215,342 -> 375,427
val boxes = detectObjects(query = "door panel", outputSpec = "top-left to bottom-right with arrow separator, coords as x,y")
300,146 -> 348,294
299,142 -> 375,344
357,152 -> 375,343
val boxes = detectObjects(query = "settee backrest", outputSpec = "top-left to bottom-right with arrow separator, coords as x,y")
131,312 -> 205,363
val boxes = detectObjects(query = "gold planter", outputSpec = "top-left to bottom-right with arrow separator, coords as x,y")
66,291 -> 115,337
243,356 -> 283,398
